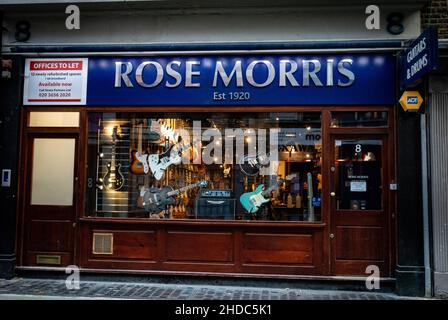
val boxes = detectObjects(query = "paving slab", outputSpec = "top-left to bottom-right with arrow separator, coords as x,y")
0,278 -> 424,300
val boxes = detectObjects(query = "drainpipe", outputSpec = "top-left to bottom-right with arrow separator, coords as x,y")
421,108 -> 432,298
1,10 -> 3,57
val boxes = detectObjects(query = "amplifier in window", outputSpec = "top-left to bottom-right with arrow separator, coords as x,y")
196,189 -> 235,220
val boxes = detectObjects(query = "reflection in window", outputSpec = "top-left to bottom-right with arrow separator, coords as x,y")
334,139 -> 382,211
86,112 -> 322,222
331,112 -> 387,128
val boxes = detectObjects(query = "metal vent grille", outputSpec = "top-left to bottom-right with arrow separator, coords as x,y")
92,233 -> 114,255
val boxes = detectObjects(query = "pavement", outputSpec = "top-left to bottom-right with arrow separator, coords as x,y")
0,277 -> 424,300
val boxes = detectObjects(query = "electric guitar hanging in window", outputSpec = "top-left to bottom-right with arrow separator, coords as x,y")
240,177 -> 294,213
148,142 -> 192,180
132,119 -> 183,176
130,122 -> 146,175
103,126 -> 125,191
142,180 -> 208,214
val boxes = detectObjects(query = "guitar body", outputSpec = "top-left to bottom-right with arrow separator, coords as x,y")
103,163 -> 125,191
148,153 -> 165,180
148,146 -> 182,181
240,184 -> 270,213
142,186 -> 176,214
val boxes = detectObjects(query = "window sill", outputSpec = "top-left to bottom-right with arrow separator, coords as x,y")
79,216 -> 326,228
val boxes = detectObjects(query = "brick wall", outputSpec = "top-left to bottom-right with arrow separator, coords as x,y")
421,0 -> 448,39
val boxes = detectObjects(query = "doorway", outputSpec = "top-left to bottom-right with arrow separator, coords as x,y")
21,133 -> 79,267
329,134 -> 391,276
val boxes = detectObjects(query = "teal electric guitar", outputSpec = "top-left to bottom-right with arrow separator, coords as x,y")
240,180 -> 283,214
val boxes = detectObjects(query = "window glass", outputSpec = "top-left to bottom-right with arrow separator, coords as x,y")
331,112 -> 387,128
31,138 -> 76,205
29,112 -> 80,127
334,139 -> 382,211
86,112 -> 322,222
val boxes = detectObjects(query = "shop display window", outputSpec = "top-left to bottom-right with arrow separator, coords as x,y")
86,112 -> 322,222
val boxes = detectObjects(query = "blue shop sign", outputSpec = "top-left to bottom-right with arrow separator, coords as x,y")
400,27 -> 439,89
87,54 -> 395,106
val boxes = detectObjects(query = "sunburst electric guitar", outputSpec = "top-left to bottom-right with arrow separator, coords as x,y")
130,122 -> 147,175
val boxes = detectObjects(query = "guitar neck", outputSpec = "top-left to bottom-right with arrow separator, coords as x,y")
261,179 -> 283,197
111,137 -> 116,168
137,123 -> 142,152
173,142 -> 191,154
167,182 -> 201,197
261,185 -> 277,197
161,142 -> 192,167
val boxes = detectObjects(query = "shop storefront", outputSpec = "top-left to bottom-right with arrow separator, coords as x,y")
15,53 -> 397,277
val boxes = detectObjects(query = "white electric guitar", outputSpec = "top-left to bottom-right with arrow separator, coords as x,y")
132,119 -> 178,175
148,142 -> 191,180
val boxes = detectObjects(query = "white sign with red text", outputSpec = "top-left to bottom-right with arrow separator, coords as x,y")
23,58 -> 88,105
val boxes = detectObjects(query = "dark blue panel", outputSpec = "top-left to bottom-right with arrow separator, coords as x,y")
400,27 -> 439,89
87,53 -> 396,106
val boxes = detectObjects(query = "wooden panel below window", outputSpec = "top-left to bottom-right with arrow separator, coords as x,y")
333,260 -> 387,276
335,226 -> 383,261
243,233 -> 313,265
166,231 -> 234,263
91,230 -> 157,260
78,222 -> 324,276
28,220 -> 72,252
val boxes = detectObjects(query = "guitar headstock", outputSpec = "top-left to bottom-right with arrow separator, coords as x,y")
111,126 -> 121,141
285,173 -> 297,181
197,180 -> 208,188
257,152 -> 271,165
223,164 -> 231,177
267,177 -> 285,191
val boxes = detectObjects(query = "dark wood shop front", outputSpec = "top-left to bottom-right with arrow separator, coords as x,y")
16,106 -> 395,278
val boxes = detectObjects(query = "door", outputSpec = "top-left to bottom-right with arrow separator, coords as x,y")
329,135 -> 390,276
22,133 -> 79,267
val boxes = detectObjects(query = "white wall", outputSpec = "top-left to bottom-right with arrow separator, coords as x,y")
1,5 -> 421,50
